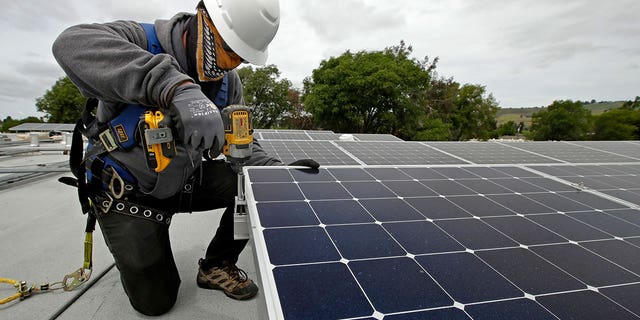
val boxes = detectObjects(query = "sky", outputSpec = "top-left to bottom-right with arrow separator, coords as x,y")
1,0 -> 639,120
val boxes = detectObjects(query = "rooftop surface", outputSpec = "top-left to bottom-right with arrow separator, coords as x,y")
2,136 -> 640,320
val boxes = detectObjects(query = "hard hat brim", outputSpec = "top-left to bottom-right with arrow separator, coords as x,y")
203,0 -> 279,66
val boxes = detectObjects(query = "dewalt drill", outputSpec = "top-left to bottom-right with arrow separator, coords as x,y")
220,106 -> 253,240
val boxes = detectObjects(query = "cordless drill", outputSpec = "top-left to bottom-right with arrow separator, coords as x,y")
220,106 -> 253,240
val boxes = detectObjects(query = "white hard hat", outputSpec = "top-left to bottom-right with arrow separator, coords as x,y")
202,0 -> 280,65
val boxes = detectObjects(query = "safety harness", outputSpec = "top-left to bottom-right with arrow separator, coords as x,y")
69,22 -> 229,221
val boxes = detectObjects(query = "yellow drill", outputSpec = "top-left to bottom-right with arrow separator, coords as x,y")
221,106 -> 253,240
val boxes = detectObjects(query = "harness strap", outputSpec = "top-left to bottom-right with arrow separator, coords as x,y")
140,23 -> 163,54
213,75 -> 229,107
70,99 -> 101,214
93,193 -> 172,226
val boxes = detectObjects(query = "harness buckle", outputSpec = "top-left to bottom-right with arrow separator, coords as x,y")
99,130 -> 118,152
98,193 -> 114,213
108,168 -> 125,199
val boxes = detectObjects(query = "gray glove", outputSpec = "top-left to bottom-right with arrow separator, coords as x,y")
162,83 -> 224,153
289,159 -> 320,169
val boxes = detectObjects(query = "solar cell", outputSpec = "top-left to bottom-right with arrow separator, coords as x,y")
272,263 -> 373,319
530,243 -> 639,286
466,298 -> 556,320
537,290 -> 638,320
245,166 -> 640,319
526,213 -> 613,241
475,248 -> 585,294
416,252 -> 523,304
600,284 -> 640,316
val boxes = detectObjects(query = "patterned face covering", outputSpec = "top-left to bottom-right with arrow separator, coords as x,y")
192,3 -> 244,82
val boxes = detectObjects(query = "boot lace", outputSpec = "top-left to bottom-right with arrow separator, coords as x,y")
224,263 -> 248,283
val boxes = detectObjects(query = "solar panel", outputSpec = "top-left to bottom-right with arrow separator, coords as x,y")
498,141 -> 638,163
307,132 -> 342,141
566,141 -> 640,161
254,129 -> 308,133
528,164 -> 640,206
259,132 -> 311,140
425,141 -> 562,164
351,134 -> 404,141
8,123 -> 75,132
257,140 -> 361,165
245,166 -> 640,319
336,141 -> 469,165
253,129 -> 278,132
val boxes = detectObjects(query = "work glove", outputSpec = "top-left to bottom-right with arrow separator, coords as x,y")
288,159 -> 320,169
162,83 -> 224,154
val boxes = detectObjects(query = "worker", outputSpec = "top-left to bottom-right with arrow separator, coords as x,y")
52,0 -> 317,316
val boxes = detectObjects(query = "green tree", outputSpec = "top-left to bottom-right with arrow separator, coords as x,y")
528,100 -> 591,141
237,65 -> 292,128
282,88 -> 313,129
421,76 -> 458,140
420,77 -> 499,141
35,76 -> 86,123
450,84 -> 498,140
303,41 -> 433,139
621,96 -> 640,110
496,120 -> 517,136
413,117 -> 451,141
592,108 -> 640,140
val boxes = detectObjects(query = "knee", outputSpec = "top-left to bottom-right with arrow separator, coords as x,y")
131,290 -> 178,316
115,230 -> 181,315
122,265 -> 181,316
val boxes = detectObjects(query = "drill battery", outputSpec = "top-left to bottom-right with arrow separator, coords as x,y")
138,110 -> 176,172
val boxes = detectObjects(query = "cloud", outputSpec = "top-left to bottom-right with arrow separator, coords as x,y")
1,0 -> 639,119
0,0 -> 86,30
460,0 -> 640,68
297,0 -> 406,43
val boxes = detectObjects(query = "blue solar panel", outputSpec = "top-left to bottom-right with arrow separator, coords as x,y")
245,166 -> 640,319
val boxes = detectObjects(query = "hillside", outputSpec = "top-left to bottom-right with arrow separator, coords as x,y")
496,101 -> 625,127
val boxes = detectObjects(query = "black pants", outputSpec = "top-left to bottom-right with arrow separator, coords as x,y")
96,160 -> 248,316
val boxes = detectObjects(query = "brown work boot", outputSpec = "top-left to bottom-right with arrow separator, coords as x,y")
196,259 -> 259,300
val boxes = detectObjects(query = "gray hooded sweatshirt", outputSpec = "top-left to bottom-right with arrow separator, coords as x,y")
52,13 -> 281,199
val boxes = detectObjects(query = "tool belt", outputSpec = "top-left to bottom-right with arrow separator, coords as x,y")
93,193 -> 172,226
